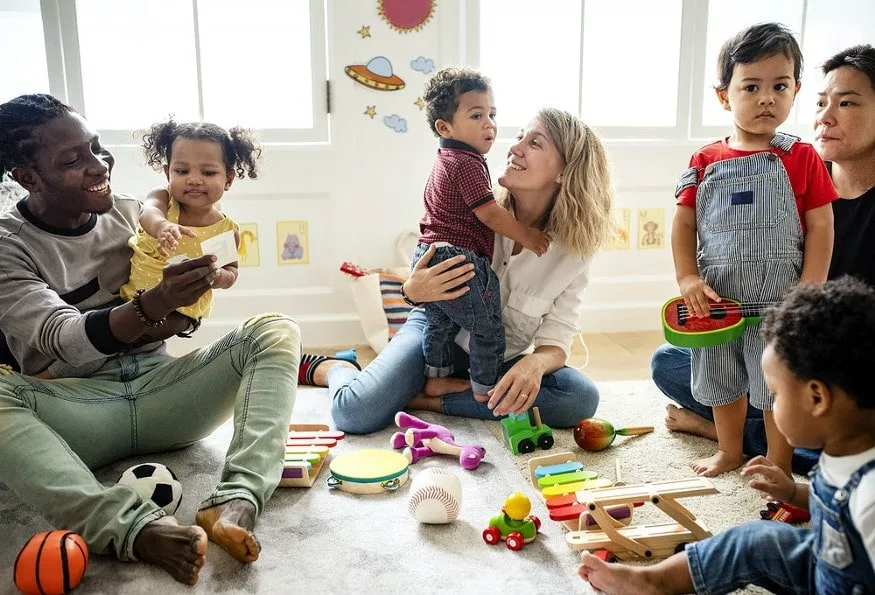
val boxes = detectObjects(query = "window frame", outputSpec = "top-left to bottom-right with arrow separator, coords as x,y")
467,0 -> 826,142
38,0 -> 329,146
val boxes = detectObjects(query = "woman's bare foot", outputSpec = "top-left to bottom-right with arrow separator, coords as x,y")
665,404 -> 718,441
691,449 -> 745,477
311,359 -> 358,387
423,376 -> 471,397
133,516 -> 207,585
578,552 -> 662,594
195,499 -> 260,563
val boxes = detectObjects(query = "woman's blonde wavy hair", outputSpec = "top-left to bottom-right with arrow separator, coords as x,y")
496,107 -> 615,260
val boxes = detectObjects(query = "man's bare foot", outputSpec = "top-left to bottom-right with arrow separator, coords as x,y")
133,516 -> 207,585
423,377 -> 471,397
690,449 -> 745,477
665,404 -> 718,441
578,552 -> 662,594
195,499 -> 260,563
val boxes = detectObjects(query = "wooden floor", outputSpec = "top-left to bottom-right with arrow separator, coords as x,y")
312,331 -> 663,382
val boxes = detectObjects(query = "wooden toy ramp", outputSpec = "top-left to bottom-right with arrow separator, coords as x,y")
281,424 -> 345,488
566,477 -> 718,559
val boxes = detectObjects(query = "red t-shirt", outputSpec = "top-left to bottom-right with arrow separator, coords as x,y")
677,139 -> 838,231
418,138 -> 495,260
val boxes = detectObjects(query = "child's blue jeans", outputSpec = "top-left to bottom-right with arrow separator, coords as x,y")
687,520 -> 812,594
411,243 -> 504,395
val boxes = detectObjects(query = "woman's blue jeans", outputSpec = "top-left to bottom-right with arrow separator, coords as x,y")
650,343 -> 819,474
329,308 -> 600,434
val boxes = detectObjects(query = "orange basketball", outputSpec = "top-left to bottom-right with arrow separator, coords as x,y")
13,530 -> 89,594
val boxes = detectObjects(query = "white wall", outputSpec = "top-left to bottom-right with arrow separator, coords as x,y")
106,1 -> 719,352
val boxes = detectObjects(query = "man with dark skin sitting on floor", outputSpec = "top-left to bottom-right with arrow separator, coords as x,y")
0,94 -> 301,584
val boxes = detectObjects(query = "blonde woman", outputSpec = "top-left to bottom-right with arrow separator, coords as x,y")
317,108 -> 615,433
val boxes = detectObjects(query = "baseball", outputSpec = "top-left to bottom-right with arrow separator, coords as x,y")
407,468 -> 462,524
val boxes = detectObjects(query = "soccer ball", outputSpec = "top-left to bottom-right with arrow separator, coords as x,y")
117,463 -> 183,515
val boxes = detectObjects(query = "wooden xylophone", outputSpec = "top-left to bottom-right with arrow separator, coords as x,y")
528,452 -> 635,531
281,424 -> 346,488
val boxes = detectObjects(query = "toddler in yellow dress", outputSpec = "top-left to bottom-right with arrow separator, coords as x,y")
120,118 -> 261,324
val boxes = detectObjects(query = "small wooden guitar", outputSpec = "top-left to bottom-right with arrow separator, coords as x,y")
661,296 -> 778,348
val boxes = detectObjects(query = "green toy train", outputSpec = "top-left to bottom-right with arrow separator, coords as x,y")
500,406 -> 554,455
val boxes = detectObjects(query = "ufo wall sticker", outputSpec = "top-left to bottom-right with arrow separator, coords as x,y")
378,0 -> 436,33
344,56 -> 406,91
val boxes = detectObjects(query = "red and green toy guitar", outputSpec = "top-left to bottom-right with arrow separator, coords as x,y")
661,296 -> 779,348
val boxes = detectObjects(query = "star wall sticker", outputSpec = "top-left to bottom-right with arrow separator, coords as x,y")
364,105 -> 377,119
414,97 -> 425,110
357,25 -> 371,38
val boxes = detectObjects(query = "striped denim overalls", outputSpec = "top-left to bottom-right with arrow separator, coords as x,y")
675,133 -> 803,409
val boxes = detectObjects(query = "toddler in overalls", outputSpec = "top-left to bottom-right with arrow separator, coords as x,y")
672,23 -> 837,477
580,278 -> 875,594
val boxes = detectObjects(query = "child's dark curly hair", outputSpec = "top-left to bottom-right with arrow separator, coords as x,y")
761,277 -> 875,409
140,118 -> 261,179
423,67 -> 491,137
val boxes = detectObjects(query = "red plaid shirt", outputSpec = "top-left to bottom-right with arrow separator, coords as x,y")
418,138 -> 495,260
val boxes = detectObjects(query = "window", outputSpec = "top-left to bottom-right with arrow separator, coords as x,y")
474,0 -> 875,141
694,0 -> 875,136
0,0 -> 50,103
476,0 -> 685,139
7,0 -> 328,144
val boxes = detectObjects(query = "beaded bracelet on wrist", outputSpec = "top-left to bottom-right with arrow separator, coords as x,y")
400,282 -> 421,307
132,289 -> 167,327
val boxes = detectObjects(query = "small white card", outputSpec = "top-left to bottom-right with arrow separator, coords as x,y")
200,230 -> 238,268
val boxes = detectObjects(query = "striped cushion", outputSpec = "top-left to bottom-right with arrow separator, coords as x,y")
379,273 -> 413,339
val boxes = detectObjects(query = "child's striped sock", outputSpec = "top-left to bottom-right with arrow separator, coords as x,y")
298,353 -> 361,386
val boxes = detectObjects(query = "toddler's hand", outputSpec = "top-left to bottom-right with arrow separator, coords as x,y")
741,456 -> 797,502
156,223 -> 196,257
678,274 -> 720,318
522,227 -> 552,257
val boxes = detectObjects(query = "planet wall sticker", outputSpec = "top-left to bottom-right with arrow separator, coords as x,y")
378,0 -> 436,33
344,56 -> 406,91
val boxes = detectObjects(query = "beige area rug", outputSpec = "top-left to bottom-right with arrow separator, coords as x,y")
0,381 -> 788,594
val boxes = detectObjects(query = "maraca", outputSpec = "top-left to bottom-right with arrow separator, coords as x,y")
573,418 -> 654,451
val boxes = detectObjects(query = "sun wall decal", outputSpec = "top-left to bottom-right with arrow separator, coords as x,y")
378,0 -> 437,33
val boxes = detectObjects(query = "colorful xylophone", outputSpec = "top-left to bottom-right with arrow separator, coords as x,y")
528,452 -> 634,531
281,424 -> 346,488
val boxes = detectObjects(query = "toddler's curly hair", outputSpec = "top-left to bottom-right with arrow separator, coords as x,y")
761,277 -> 875,409
140,118 -> 261,179
423,67 -> 491,137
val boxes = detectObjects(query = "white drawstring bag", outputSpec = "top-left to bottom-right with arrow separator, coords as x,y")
347,232 -> 419,353
347,266 -> 413,353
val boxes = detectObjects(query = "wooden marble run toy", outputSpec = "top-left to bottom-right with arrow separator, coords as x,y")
281,424 -> 345,488
500,406 -> 554,454
528,452 -> 719,560
564,478 -> 718,559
